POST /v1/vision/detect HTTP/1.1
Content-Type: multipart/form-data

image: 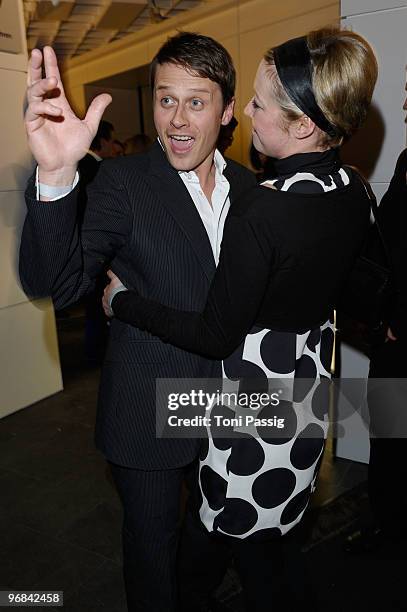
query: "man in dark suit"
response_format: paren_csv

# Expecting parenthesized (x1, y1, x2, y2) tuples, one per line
(20, 32, 255, 611)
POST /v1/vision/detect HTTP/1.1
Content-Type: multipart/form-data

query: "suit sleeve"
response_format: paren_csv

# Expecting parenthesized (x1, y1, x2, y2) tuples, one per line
(112, 213, 275, 359)
(19, 162, 131, 309)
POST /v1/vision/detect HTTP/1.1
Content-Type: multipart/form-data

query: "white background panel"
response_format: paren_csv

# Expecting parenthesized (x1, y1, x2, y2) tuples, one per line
(0, 50, 27, 73)
(335, 344, 370, 463)
(0, 0, 27, 73)
(0, 299, 63, 419)
(341, 0, 405, 17)
(0, 0, 62, 418)
(370, 182, 390, 205)
(340, 7, 407, 182)
(0, 0, 25, 55)
(0, 191, 28, 309)
(0, 51, 27, 72)
(0, 67, 34, 190)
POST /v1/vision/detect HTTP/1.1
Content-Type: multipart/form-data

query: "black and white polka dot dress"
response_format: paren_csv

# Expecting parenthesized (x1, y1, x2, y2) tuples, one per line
(197, 156, 351, 540)
(111, 149, 369, 539)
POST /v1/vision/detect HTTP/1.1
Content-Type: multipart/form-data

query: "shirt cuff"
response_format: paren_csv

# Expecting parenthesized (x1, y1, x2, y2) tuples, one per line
(35, 166, 79, 201)
(109, 285, 128, 311)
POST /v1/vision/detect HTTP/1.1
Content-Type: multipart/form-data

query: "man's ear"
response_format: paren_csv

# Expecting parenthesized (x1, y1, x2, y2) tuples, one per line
(221, 98, 235, 126)
(292, 114, 316, 140)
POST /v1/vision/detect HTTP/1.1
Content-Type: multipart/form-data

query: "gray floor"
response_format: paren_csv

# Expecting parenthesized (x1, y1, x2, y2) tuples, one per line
(0, 314, 391, 611)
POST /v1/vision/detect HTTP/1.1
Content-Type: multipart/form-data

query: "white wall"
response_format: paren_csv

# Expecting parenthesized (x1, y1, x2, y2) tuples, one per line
(0, 0, 62, 418)
(341, 0, 407, 201)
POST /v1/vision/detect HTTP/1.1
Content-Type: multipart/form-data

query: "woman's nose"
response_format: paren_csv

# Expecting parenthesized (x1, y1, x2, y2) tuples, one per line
(244, 99, 253, 117)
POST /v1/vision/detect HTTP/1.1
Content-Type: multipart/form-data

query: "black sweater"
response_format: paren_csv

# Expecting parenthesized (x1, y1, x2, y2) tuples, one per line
(112, 151, 371, 359)
(368, 149, 407, 338)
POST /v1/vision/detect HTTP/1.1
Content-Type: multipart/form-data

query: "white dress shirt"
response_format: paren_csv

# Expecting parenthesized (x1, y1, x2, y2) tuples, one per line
(178, 148, 230, 265)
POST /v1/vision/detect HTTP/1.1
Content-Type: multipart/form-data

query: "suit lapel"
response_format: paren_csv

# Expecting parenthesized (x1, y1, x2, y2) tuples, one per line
(224, 161, 238, 208)
(146, 142, 216, 281)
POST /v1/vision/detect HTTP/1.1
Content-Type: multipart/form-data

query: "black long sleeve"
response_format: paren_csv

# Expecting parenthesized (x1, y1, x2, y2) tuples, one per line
(111, 155, 372, 350)
(112, 213, 276, 359)
(376, 150, 407, 338)
(19, 161, 131, 309)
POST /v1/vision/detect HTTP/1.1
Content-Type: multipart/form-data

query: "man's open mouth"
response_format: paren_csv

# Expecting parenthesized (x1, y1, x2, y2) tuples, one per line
(168, 135, 195, 153)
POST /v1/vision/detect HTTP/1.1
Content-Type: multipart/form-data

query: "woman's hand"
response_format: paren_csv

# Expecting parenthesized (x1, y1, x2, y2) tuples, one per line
(103, 270, 126, 317)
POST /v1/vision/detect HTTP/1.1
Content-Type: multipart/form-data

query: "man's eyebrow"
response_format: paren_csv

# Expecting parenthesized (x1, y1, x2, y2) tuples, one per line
(155, 85, 212, 94)
(190, 89, 212, 94)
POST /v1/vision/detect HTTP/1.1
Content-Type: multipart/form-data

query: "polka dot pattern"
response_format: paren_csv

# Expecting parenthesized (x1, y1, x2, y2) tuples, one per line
(199, 318, 332, 539)
(320, 327, 335, 372)
(200, 465, 227, 511)
(306, 328, 321, 352)
(252, 468, 297, 509)
(214, 498, 258, 535)
(280, 484, 312, 525)
(210, 403, 235, 444)
(198, 165, 339, 539)
(290, 424, 325, 470)
(247, 527, 282, 542)
(257, 400, 297, 445)
(227, 438, 265, 476)
(199, 319, 333, 538)
(260, 331, 297, 374)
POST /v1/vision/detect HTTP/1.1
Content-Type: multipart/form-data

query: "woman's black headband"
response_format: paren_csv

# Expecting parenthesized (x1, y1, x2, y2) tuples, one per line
(273, 36, 337, 138)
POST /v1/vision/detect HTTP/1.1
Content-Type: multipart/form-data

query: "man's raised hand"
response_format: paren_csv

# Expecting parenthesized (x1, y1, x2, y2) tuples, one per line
(25, 46, 112, 186)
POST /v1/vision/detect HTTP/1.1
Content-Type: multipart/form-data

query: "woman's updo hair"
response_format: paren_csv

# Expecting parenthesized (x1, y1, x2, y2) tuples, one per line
(264, 27, 378, 147)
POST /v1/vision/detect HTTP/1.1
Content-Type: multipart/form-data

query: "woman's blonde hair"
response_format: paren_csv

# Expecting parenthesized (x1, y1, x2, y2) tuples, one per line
(264, 27, 378, 146)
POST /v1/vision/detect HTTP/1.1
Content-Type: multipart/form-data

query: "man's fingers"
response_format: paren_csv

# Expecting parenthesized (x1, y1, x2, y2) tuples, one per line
(27, 48, 43, 87)
(26, 100, 62, 122)
(27, 77, 58, 103)
(84, 93, 112, 136)
(107, 269, 114, 279)
(30, 47, 72, 113)
(43, 46, 65, 94)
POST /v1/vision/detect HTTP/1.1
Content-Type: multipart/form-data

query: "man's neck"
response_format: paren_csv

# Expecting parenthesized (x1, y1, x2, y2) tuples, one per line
(194, 153, 219, 204)
(197, 164, 216, 204)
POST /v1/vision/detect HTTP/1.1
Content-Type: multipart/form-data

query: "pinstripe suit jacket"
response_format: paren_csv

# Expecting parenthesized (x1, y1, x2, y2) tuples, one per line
(20, 141, 256, 469)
